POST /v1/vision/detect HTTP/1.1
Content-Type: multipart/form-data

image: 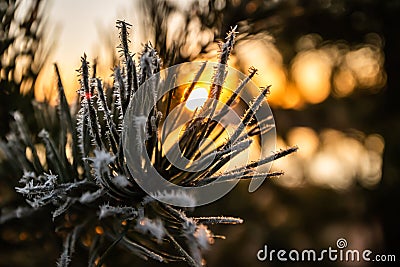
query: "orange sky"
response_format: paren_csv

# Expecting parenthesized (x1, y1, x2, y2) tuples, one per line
(36, 0, 138, 102)
(36, 0, 385, 110)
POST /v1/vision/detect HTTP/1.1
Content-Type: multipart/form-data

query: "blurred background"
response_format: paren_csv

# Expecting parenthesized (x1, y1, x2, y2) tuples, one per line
(1, 0, 399, 266)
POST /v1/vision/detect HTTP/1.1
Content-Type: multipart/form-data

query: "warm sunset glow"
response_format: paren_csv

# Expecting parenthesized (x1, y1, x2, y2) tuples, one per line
(27, 1, 386, 109)
(281, 84, 304, 109)
(292, 50, 332, 104)
(33, 0, 137, 104)
(235, 32, 385, 108)
(345, 47, 384, 88)
(333, 68, 356, 97)
(287, 127, 319, 159)
(308, 151, 352, 190)
(272, 128, 385, 190)
(236, 39, 288, 107)
(185, 87, 208, 111)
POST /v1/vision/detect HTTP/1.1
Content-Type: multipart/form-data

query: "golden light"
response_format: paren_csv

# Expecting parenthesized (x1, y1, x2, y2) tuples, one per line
(333, 68, 356, 97)
(235, 38, 288, 107)
(359, 134, 385, 188)
(273, 128, 385, 190)
(345, 46, 383, 88)
(95, 226, 104, 235)
(365, 134, 385, 154)
(287, 127, 319, 159)
(281, 83, 304, 109)
(291, 50, 332, 104)
(185, 87, 208, 111)
(308, 151, 352, 190)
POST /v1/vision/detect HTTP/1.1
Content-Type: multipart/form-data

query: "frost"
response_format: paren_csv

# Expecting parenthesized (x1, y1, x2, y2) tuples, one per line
(99, 204, 137, 220)
(135, 217, 165, 243)
(194, 216, 244, 225)
(112, 175, 131, 188)
(79, 189, 103, 204)
(15, 172, 90, 211)
(182, 219, 214, 264)
(90, 149, 115, 170)
(15, 172, 60, 206)
(43, 173, 58, 186)
(88, 149, 115, 183)
(193, 224, 214, 249)
(76, 105, 87, 157)
(57, 224, 83, 267)
(19, 171, 36, 184)
(53, 198, 73, 219)
(131, 115, 148, 155)
(150, 190, 196, 207)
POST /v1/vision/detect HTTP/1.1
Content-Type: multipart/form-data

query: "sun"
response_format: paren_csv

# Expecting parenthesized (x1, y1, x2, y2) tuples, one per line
(185, 87, 209, 111)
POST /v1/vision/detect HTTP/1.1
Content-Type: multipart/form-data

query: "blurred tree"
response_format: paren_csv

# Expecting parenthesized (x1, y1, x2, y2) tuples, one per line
(0, 0, 51, 136)
(0, 1, 57, 266)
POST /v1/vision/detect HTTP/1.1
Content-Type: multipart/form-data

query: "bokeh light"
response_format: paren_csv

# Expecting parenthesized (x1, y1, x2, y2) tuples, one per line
(272, 128, 385, 191)
(236, 37, 288, 107)
(291, 49, 332, 104)
(236, 32, 386, 109)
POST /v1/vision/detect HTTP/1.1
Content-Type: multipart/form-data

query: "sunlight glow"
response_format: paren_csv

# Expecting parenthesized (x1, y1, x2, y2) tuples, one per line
(185, 87, 209, 111)
(273, 128, 385, 190)
(345, 47, 384, 88)
(236, 39, 288, 107)
(292, 50, 332, 104)
(287, 127, 319, 159)
(333, 68, 356, 97)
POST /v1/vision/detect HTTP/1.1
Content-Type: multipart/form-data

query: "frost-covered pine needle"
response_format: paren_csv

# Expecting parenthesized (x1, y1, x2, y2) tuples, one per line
(0, 20, 297, 267)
